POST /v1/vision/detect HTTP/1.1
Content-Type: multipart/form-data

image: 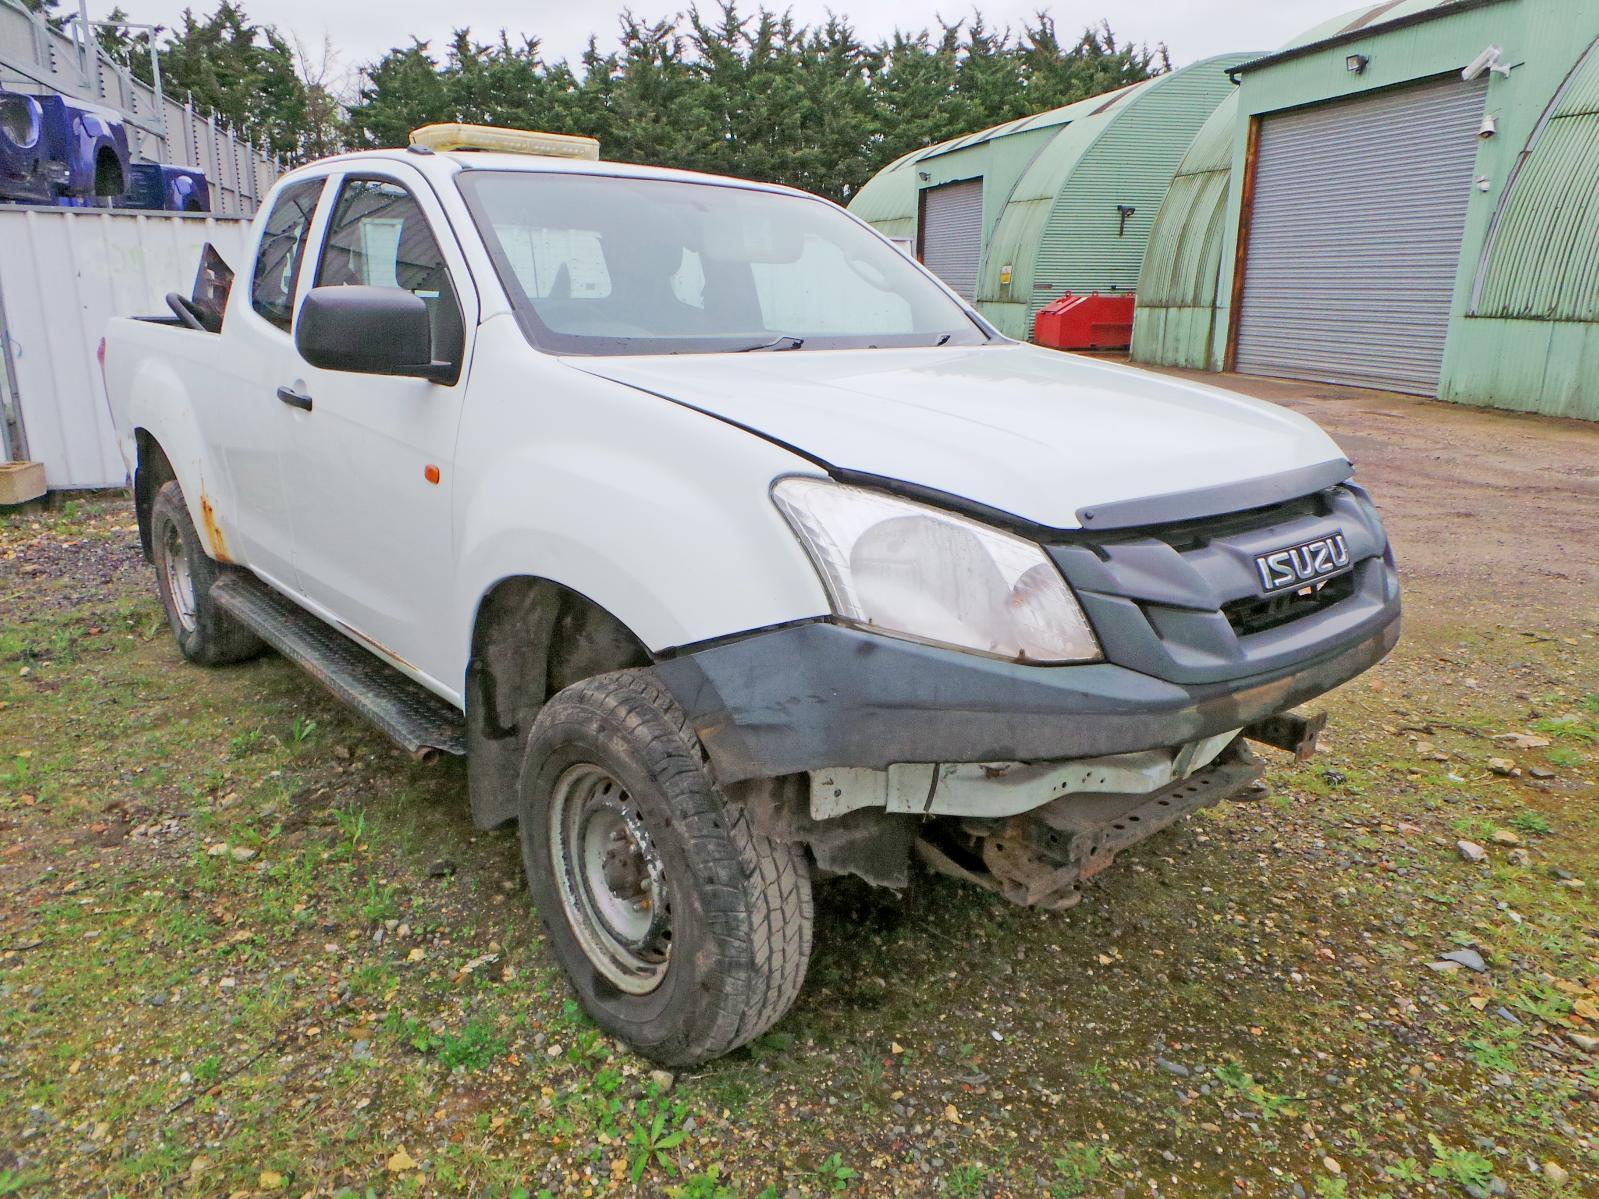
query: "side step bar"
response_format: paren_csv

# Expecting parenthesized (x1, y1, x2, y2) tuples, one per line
(211, 573, 466, 762)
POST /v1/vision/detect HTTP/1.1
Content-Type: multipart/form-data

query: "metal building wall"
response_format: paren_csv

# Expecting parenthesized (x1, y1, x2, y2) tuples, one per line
(0, 0, 281, 214)
(1129, 95, 1238, 370)
(1129, 4, 1432, 373)
(1449, 35, 1599, 419)
(0, 207, 253, 488)
(1024, 59, 1249, 329)
(958, 83, 1152, 339)
(846, 147, 920, 242)
(1139, 0, 1599, 418)
(845, 57, 1250, 342)
(846, 89, 1127, 340)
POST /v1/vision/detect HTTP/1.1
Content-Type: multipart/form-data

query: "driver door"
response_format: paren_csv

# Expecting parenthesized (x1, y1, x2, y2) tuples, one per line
(278, 167, 475, 695)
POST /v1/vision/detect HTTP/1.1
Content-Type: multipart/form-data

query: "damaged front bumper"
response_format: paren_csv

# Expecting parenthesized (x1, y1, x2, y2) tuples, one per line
(654, 608, 1399, 785)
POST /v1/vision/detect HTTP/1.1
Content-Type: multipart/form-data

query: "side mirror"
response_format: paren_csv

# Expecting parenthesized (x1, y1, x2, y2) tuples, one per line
(295, 285, 455, 383)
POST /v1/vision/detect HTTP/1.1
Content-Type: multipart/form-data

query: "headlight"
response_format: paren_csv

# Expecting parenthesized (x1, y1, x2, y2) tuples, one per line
(772, 477, 1102, 664)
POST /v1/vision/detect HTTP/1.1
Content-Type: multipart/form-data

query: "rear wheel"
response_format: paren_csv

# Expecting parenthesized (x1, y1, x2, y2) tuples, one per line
(149, 481, 264, 666)
(519, 669, 813, 1065)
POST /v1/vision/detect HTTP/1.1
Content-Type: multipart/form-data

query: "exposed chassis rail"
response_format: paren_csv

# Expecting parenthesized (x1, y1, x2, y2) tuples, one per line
(917, 742, 1266, 909)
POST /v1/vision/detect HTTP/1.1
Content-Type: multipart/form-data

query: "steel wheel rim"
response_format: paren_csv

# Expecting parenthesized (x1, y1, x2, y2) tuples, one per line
(159, 522, 198, 634)
(549, 763, 671, 995)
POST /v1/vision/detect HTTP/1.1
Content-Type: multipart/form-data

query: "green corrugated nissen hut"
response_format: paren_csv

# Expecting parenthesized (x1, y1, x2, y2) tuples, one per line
(847, 55, 1253, 341)
(1132, 0, 1599, 421)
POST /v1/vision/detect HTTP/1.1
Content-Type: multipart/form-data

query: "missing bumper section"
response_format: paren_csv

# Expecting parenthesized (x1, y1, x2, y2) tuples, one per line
(916, 741, 1266, 910)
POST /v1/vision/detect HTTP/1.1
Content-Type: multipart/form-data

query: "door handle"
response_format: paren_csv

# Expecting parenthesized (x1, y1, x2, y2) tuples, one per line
(276, 386, 313, 412)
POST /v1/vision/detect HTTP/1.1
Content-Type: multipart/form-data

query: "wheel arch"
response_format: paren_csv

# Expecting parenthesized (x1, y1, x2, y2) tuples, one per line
(133, 427, 177, 561)
(94, 144, 124, 197)
(463, 573, 653, 829)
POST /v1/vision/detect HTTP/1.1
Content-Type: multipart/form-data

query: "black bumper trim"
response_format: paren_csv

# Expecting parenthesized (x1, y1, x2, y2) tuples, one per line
(654, 611, 1400, 783)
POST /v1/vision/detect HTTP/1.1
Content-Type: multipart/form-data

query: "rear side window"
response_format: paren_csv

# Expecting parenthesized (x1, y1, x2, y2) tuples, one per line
(251, 178, 324, 331)
(315, 177, 464, 368)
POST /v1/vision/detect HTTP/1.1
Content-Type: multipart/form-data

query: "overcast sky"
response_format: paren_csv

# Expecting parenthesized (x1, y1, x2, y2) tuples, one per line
(113, 0, 1353, 82)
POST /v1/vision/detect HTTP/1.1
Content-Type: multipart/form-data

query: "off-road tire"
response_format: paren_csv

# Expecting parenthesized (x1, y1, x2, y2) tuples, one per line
(518, 669, 813, 1066)
(149, 481, 264, 666)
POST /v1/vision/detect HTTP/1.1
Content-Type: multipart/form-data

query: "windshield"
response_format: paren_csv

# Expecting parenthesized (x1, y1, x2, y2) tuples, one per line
(456, 170, 991, 355)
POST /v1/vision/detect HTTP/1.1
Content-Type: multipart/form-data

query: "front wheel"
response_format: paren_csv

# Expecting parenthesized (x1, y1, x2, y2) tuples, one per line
(518, 670, 813, 1066)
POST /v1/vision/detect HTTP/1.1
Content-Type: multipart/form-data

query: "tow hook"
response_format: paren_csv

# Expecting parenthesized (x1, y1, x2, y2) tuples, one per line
(1243, 709, 1328, 761)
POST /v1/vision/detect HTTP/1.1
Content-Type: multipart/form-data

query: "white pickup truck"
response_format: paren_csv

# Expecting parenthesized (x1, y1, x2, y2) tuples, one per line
(102, 127, 1400, 1066)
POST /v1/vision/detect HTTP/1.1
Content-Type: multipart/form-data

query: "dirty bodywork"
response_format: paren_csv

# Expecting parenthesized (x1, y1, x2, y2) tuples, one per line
(464, 578, 650, 829)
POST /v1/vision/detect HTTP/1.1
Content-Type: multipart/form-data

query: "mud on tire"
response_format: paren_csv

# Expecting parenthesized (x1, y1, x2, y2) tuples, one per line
(149, 480, 265, 666)
(518, 669, 813, 1066)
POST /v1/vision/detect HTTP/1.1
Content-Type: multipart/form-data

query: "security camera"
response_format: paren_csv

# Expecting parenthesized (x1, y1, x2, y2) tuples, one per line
(1478, 112, 1498, 138)
(1462, 45, 1512, 81)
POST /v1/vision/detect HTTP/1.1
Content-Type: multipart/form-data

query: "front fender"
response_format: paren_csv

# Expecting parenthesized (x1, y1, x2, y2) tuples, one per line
(450, 321, 830, 682)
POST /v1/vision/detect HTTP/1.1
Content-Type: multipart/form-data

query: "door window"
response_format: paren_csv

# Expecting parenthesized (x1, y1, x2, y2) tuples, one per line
(250, 177, 325, 331)
(316, 178, 465, 368)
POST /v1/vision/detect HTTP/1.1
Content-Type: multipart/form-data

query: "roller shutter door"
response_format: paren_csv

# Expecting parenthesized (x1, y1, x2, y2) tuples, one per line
(919, 178, 983, 300)
(1234, 75, 1487, 395)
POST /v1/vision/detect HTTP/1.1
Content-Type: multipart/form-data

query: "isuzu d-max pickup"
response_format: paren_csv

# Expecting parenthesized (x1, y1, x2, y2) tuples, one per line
(102, 126, 1400, 1066)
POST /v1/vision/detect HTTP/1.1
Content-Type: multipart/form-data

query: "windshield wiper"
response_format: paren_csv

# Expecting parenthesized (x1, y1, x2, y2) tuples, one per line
(735, 335, 806, 352)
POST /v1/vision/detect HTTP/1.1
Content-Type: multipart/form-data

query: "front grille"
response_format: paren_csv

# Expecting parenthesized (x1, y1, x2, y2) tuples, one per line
(1222, 570, 1356, 637)
(1047, 484, 1396, 686)
(1141, 492, 1327, 553)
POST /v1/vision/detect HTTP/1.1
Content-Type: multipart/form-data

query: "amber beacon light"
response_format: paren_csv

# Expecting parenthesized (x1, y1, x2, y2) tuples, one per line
(408, 123, 600, 160)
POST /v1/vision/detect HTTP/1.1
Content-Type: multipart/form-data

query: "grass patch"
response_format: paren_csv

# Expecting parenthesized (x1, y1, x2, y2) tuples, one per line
(1426, 1135, 1495, 1189)
(1507, 810, 1552, 836)
(1049, 1144, 1113, 1197)
(437, 1018, 509, 1071)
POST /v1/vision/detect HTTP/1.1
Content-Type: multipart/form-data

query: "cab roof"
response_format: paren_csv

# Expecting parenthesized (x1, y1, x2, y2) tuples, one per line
(276, 147, 810, 201)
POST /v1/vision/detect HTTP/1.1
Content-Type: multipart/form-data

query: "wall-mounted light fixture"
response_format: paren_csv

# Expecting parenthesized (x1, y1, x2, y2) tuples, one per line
(917, 170, 930, 182)
(1117, 204, 1136, 236)
(1346, 53, 1370, 75)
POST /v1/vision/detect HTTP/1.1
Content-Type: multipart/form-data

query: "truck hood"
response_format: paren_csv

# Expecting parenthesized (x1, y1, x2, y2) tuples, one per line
(567, 342, 1349, 530)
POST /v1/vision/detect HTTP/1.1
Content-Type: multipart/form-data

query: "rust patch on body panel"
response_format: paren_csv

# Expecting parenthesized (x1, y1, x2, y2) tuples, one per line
(336, 619, 418, 674)
(197, 491, 231, 563)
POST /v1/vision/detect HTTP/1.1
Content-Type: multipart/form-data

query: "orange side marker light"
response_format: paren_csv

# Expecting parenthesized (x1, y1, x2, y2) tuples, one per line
(424, 465, 441, 485)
